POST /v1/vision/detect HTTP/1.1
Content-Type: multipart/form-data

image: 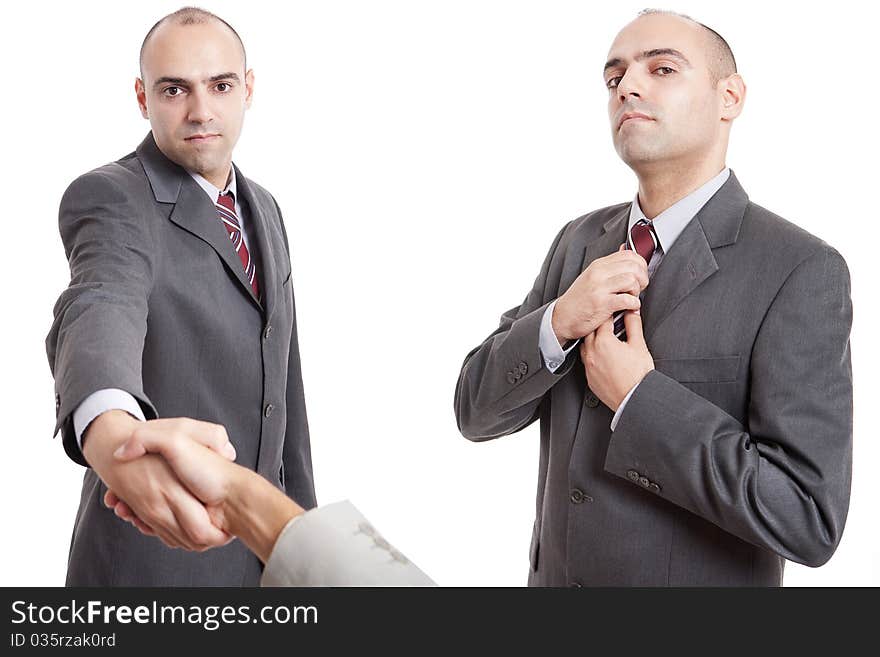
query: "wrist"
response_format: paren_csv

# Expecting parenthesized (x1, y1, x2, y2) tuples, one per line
(82, 410, 141, 470)
(220, 466, 304, 563)
(551, 299, 573, 344)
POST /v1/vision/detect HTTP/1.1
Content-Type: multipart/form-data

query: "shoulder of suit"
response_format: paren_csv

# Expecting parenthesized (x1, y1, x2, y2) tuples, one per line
(241, 175, 279, 208)
(63, 151, 151, 205)
(741, 200, 844, 269)
(556, 201, 630, 245)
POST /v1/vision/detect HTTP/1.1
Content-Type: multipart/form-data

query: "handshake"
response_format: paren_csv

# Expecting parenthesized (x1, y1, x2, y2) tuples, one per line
(82, 410, 302, 563)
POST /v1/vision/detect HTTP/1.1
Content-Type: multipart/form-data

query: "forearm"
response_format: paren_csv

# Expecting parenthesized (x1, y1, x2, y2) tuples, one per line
(221, 466, 304, 563)
(455, 223, 573, 440)
(606, 369, 851, 566)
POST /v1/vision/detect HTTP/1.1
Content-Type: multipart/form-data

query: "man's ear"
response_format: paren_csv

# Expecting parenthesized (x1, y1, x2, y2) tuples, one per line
(720, 73, 746, 122)
(244, 69, 255, 109)
(135, 78, 149, 119)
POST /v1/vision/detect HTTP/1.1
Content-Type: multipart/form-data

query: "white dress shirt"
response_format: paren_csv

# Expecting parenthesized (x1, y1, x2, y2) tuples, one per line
(538, 167, 731, 430)
(72, 166, 252, 449)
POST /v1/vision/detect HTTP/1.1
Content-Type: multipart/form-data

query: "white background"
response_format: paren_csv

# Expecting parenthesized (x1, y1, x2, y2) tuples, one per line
(1, 0, 876, 586)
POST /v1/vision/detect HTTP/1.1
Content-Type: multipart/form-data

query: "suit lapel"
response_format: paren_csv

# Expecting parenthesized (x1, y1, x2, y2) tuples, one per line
(235, 168, 279, 319)
(639, 216, 717, 342)
(559, 205, 630, 294)
(582, 206, 631, 272)
(640, 170, 749, 341)
(137, 132, 264, 311)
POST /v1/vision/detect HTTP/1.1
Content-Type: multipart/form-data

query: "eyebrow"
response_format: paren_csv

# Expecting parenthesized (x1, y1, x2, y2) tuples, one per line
(152, 72, 241, 89)
(603, 48, 692, 74)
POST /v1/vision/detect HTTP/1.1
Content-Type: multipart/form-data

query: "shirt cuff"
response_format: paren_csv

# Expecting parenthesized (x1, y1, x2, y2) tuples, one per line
(610, 382, 640, 431)
(73, 389, 146, 450)
(539, 300, 580, 372)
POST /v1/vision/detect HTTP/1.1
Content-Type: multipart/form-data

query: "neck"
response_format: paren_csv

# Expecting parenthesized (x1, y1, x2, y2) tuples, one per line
(202, 163, 233, 191)
(635, 157, 725, 219)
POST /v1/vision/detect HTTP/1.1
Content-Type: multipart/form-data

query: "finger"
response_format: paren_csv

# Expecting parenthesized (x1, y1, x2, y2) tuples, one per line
(605, 272, 646, 297)
(167, 488, 231, 549)
(610, 293, 641, 314)
(176, 419, 236, 461)
(114, 427, 184, 464)
(132, 497, 188, 549)
(579, 336, 593, 365)
(607, 260, 649, 286)
(131, 517, 158, 537)
(113, 436, 148, 461)
(584, 329, 596, 350)
(623, 310, 646, 345)
(113, 500, 135, 522)
(104, 489, 120, 508)
(607, 249, 647, 267)
(115, 423, 235, 464)
(596, 317, 613, 339)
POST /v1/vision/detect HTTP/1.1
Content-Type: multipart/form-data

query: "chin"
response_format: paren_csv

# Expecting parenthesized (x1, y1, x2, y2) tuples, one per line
(617, 136, 673, 163)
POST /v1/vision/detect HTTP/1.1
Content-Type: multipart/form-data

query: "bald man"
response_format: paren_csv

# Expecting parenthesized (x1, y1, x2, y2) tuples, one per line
(455, 10, 852, 586)
(46, 7, 316, 585)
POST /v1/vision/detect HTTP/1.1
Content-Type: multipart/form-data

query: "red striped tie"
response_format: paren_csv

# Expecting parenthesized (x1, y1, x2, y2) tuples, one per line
(216, 191, 260, 300)
(612, 219, 658, 340)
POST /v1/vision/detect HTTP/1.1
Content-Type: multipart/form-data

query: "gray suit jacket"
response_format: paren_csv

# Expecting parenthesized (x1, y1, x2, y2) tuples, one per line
(46, 133, 317, 586)
(454, 171, 853, 586)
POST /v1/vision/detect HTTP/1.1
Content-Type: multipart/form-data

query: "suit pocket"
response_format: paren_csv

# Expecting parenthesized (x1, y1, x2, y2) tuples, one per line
(653, 355, 740, 383)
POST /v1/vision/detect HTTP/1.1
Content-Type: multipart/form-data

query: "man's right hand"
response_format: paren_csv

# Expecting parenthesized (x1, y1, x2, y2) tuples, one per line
(107, 427, 304, 563)
(82, 411, 236, 551)
(551, 245, 649, 344)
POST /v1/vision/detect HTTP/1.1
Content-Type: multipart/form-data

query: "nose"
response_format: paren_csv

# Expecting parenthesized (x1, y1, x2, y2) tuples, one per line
(186, 88, 213, 124)
(616, 70, 642, 104)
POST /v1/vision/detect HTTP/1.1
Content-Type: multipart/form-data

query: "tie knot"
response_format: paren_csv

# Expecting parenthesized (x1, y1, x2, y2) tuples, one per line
(629, 219, 658, 263)
(217, 191, 235, 213)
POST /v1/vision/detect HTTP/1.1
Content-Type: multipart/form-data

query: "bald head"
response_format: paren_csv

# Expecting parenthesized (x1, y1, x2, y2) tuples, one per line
(139, 7, 246, 79)
(636, 9, 736, 85)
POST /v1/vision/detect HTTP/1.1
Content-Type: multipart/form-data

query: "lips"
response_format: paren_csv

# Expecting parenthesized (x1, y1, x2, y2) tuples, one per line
(185, 134, 220, 142)
(617, 112, 653, 129)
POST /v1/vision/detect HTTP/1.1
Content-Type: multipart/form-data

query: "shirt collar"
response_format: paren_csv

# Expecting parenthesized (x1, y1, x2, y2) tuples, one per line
(187, 165, 237, 204)
(628, 167, 730, 254)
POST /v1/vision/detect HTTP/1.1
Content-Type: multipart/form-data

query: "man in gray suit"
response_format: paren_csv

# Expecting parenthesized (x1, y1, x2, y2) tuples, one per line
(454, 9, 853, 586)
(46, 7, 316, 585)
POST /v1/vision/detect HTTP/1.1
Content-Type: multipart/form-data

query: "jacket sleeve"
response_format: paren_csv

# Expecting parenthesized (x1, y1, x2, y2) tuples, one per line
(261, 501, 435, 587)
(605, 245, 853, 567)
(454, 222, 577, 441)
(46, 171, 158, 466)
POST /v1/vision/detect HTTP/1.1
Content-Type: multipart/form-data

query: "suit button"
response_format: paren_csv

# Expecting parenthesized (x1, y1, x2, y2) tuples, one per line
(264, 404, 275, 418)
(506, 372, 517, 384)
(55, 393, 61, 411)
(639, 476, 650, 488)
(585, 394, 599, 408)
(264, 325, 273, 340)
(570, 581, 583, 588)
(627, 470, 639, 482)
(518, 362, 528, 375)
(514, 370, 523, 381)
(570, 489, 592, 504)
(649, 483, 661, 493)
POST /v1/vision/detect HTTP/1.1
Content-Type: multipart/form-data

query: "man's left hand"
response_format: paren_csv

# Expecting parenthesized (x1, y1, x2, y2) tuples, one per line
(580, 310, 654, 411)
